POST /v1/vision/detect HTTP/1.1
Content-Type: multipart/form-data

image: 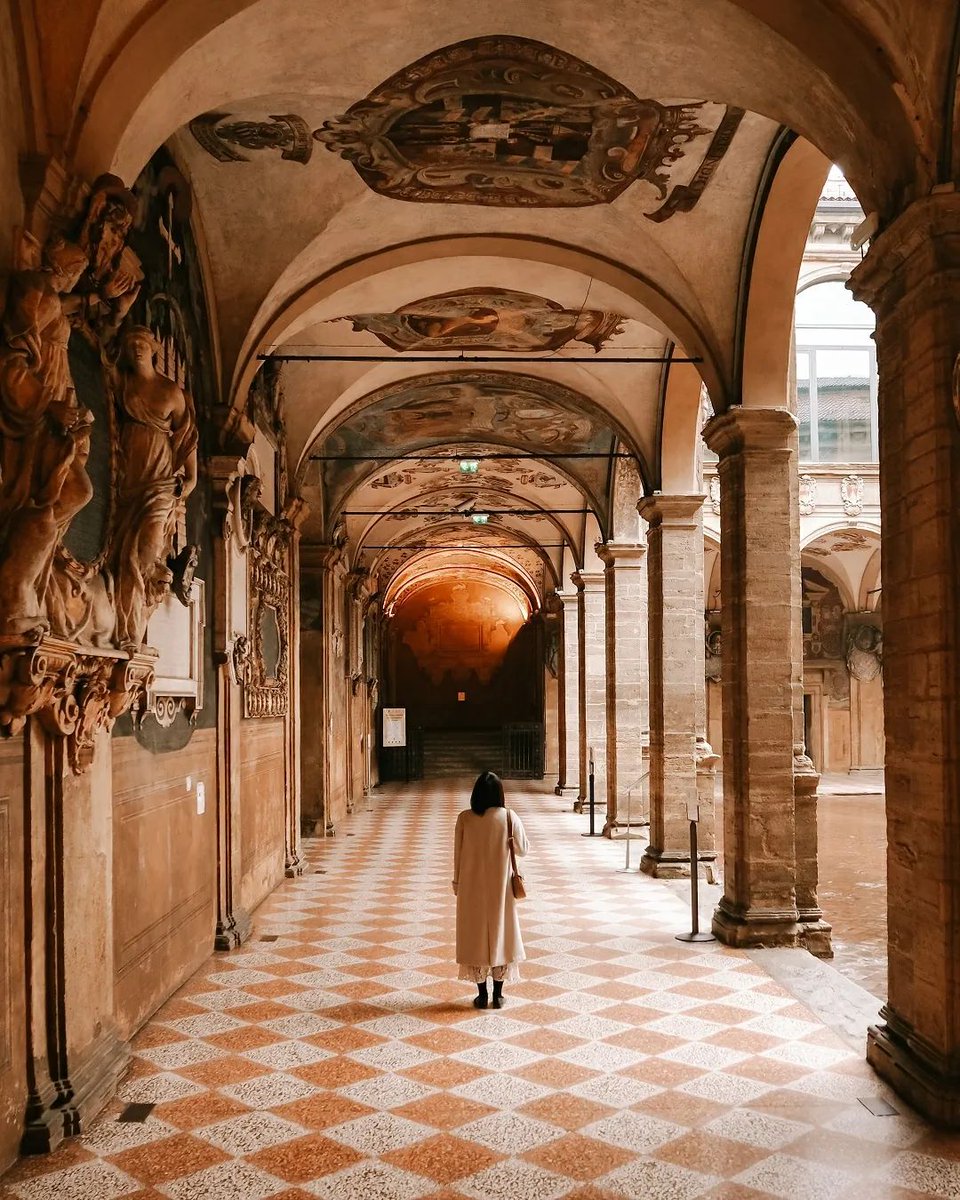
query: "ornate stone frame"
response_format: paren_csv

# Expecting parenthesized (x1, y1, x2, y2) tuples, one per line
(241, 511, 290, 718)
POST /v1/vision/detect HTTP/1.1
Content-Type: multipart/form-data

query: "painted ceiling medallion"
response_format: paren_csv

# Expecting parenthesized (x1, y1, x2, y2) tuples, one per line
(189, 112, 313, 163)
(335, 287, 626, 353)
(315, 37, 744, 212)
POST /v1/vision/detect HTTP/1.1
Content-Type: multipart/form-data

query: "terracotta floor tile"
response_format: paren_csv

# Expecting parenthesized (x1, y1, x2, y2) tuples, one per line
(404, 1028, 484, 1055)
(403, 1058, 487, 1088)
(508, 1028, 585, 1055)
(178, 1054, 267, 1087)
(394, 1094, 495, 1131)
(293, 1056, 379, 1087)
(154, 1092, 251, 1129)
(321, 1001, 390, 1024)
(243, 979, 312, 998)
(155, 998, 208, 1021)
(728, 1056, 811, 1086)
(519, 1093, 615, 1131)
(621, 1056, 705, 1087)
(274, 1092, 374, 1130)
(513, 1058, 597, 1089)
(306, 1026, 385, 1052)
(635, 1090, 727, 1127)
(653, 1129, 768, 1175)
(604, 1027, 685, 1054)
(585, 981, 646, 1000)
(384, 1133, 502, 1182)
(225, 999, 296, 1023)
(132, 1025, 190, 1050)
(524, 1131, 634, 1180)
(249, 1132, 362, 1181)
(108, 1132, 230, 1185)
(204, 1025, 285, 1052)
(708, 1029, 783, 1054)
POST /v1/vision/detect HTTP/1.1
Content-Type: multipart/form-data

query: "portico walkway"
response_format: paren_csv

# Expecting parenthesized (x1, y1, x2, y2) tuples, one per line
(2, 781, 957, 1199)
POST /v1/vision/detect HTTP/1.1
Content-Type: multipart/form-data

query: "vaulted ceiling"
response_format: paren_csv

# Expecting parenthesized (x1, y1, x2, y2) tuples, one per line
(26, 0, 957, 604)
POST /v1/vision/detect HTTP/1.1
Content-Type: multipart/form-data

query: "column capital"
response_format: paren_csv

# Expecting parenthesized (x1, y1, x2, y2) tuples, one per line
(595, 541, 646, 569)
(849, 191, 960, 317)
(702, 407, 797, 458)
(571, 570, 604, 591)
(556, 589, 581, 609)
(637, 494, 705, 527)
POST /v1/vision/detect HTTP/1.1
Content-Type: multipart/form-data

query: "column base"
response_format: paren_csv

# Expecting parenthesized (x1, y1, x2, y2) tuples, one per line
(214, 907, 253, 952)
(711, 897, 801, 948)
(867, 1010, 960, 1129)
(285, 851, 305, 878)
(555, 784, 578, 796)
(640, 847, 717, 879)
(572, 796, 585, 814)
(21, 1029, 129, 1155)
(798, 913, 834, 958)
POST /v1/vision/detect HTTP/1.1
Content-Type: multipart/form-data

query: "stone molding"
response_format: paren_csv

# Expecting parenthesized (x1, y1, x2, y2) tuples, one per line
(849, 192, 960, 318)
(595, 541, 646, 569)
(702, 407, 798, 457)
(571, 570, 604, 590)
(637, 494, 706, 528)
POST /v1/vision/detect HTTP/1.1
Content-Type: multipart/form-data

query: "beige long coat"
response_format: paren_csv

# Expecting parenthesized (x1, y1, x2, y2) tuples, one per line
(454, 806, 529, 967)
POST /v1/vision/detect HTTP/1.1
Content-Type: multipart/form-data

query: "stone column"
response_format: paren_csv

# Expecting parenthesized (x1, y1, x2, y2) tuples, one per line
(284, 501, 307, 876)
(573, 571, 606, 816)
(638, 497, 714, 876)
(848, 194, 960, 1126)
(702, 409, 804, 946)
(557, 590, 580, 797)
(596, 543, 646, 835)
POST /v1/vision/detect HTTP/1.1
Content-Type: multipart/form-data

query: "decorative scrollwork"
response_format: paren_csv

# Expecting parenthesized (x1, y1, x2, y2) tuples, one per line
(243, 510, 291, 718)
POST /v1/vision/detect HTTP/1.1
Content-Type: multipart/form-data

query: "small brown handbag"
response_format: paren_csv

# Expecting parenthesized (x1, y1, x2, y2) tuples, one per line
(506, 809, 526, 900)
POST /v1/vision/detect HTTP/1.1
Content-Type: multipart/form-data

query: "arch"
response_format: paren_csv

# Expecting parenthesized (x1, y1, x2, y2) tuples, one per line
(70, 1, 925, 214)
(799, 519, 881, 550)
(240, 235, 723, 415)
(658, 355, 705, 492)
(736, 135, 831, 412)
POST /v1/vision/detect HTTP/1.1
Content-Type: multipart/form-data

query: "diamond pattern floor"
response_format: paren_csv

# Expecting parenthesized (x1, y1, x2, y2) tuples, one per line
(3, 780, 959, 1199)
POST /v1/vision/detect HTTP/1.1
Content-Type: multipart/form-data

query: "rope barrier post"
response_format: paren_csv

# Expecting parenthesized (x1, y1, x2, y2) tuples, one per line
(582, 748, 600, 837)
(676, 802, 716, 944)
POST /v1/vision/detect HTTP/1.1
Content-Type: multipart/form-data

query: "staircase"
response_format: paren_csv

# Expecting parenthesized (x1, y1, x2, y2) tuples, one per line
(421, 728, 504, 779)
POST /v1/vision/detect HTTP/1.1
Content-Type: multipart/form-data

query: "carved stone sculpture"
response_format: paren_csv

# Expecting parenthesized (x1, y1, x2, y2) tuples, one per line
(75, 174, 142, 335)
(111, 326, 198, 651)
(0, 237, 93, 641)
(846, 622, 883, 682)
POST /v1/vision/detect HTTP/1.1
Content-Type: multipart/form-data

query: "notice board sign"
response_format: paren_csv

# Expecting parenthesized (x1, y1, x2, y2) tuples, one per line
(382, 708, 407, 748)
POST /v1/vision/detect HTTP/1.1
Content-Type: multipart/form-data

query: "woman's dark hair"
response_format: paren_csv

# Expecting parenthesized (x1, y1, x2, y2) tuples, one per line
(470, 771, 506, 815)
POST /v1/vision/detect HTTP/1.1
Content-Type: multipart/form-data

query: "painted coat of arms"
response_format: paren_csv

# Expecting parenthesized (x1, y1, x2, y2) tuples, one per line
(315, 37, 743, 211)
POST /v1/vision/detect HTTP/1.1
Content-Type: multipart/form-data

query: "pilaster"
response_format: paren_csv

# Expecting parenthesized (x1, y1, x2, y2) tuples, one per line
(596, 543, 647, 836)
(637, 496, 712, 876)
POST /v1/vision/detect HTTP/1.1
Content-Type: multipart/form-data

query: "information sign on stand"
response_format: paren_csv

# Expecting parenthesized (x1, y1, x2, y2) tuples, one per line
(382, 708, 407, 748)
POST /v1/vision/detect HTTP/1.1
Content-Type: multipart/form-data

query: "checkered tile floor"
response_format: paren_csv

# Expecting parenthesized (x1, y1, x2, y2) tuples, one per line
(3, 780, 959, 1199)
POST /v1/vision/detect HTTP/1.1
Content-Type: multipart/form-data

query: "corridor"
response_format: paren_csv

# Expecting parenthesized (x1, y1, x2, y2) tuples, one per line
(2, 782, 957, 1200)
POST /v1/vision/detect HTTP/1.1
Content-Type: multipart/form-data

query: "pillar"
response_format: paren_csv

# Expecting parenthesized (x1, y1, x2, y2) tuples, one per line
(572, 571, 605, 814)
(848, 194, 960, 1126)
(557, 590, 580, 796)
(702, 409, 804, 946)
(638, 497, 714, 876)
(597, 543, 646, 835)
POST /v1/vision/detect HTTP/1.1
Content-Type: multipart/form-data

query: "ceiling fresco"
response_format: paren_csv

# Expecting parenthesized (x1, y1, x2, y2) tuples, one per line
(332, 287, 627, 353)
(188, 37, 743, 217)
(314, 371, 622, 522)
(315, 37, 744, 211)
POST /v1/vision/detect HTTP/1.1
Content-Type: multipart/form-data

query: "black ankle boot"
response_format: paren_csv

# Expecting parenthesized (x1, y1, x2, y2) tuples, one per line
(492, 980, 504, 1009)
(473, 983, 488, 1009)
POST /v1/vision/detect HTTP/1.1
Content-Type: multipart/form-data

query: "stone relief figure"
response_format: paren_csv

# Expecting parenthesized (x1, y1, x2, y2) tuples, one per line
(111, 326, 198, 651)
(0, 237, 93, 640)
(75, 174, 142, 335)
(846, 622, 883, 682)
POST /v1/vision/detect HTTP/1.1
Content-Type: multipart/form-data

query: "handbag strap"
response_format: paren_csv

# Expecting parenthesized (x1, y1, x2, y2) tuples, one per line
(506, 809, 520, 877)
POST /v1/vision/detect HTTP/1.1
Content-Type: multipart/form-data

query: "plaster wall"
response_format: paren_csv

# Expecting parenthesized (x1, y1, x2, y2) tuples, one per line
(112, 731, 217, 1037)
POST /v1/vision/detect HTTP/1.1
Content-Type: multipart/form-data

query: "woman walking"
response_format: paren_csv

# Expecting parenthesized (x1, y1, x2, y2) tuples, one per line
(453, 771, 529, 1009)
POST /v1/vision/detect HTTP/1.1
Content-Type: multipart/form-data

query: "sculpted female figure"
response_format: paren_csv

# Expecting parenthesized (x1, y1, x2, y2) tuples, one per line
(111, 326, 197, 651)
(0, 237, 92, 639)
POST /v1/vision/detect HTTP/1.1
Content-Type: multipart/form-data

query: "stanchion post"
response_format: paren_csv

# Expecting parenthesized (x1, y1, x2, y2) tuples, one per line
(676, 802, 716, 943)
(582, 748, 600, 837)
